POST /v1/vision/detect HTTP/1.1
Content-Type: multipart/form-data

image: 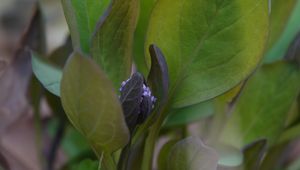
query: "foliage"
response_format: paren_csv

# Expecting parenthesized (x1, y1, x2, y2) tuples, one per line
(27, 0, 300, 170)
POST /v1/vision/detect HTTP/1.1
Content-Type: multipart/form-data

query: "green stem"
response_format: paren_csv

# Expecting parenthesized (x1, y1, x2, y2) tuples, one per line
(102, 153, 116, 170)
(141, 103, 170, 170)
(117, 140, 132, 170)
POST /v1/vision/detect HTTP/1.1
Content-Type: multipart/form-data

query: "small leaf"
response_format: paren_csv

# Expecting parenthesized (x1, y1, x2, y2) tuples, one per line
(215, 144, 243, 167)
(221, 61, 300, 148)
(242, 139, 267, 170)
(164, 100, 214, 127)
(167, 137, 219, 170)
(91, 0, 139, 88)
(120, 72, 144, 132)
(62, 0, 110, 54)
(31, 53, 62, 96)
(147, 44, 169, 106)
(61, 52, 129, 154)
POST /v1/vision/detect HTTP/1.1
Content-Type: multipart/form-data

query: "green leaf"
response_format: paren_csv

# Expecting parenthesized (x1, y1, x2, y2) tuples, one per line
(48, 36, 73, 68)
(71, 159, 98, 170)
(146, 0, 269, 108)
(91, 0, 139, 88)
(147, 44, 169, 106)
(61, 52, 129, 154)
(221, 61, 300, 148)
(267, 0, 296, 49)
(133, 0, 157, 74)
(279, 123, 300, 144)
(31, 53, 62, 96)
(215, 144, 243, 167)
(164, 100, 214, 127)
(62, 0, 110, 54)
(242, 139, 267, 170)
(265, 1, 300, 63)
(167, 137, 219, 170)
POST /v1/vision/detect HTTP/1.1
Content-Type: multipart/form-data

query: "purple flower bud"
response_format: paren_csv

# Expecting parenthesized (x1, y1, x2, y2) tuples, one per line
(119, 73, 156, 127)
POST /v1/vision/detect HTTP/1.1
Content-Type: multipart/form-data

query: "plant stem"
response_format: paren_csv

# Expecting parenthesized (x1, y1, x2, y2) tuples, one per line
(102, 153, 116, 170)
(141, 104, 170, 170)
(117, 140, 132, 170)
(47, 118, 66, 170)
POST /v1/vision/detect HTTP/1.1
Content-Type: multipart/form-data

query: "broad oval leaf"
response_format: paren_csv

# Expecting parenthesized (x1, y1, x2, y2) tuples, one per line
(91, 0, 139, 88)
(62, 0, 110, 54)
(167, 137, 219, 170)
(61, 52, 129, 154)
(146, 0, 269, 108)
(221, 61, 300, 148)
(31, 53, 62, 96)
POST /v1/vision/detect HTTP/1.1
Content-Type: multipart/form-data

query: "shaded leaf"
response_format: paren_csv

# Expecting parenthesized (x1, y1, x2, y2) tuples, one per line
(284, 32, 300, 65)
(48, 36, 73, 68)
(259, 143, 288, 170)
(61, 52, 129, 154)
(242, 139, 267, 170)
(91, 0, 139, 88)
(146, 0, 269, 108)
(32, 37, 72, 97)
(31, 53, 62, 96)
(164, 100, 214, 127)
(167, 137, 219, 170)
(61, 0, 110, 54)
(147, 44, 169, 106)
(221, 61, 300, 148)
(279, 123, 300, 144)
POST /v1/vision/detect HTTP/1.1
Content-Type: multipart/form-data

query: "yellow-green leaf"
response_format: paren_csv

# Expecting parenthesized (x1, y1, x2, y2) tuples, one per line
(146, 0, 269, 108)
(91, 0, 139, 88)
(61, 52, 129, 154)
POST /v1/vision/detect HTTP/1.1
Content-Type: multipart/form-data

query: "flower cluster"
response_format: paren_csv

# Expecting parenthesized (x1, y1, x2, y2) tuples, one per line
(119, 79, 156, 109)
